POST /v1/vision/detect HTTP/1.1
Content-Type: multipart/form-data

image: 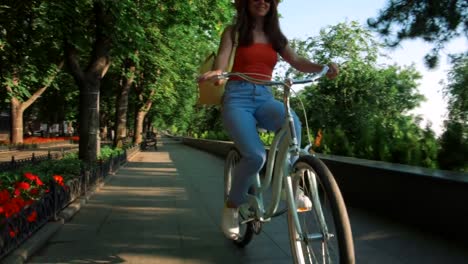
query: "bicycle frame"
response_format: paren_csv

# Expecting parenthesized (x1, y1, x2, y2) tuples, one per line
(247, 80, 298, 218)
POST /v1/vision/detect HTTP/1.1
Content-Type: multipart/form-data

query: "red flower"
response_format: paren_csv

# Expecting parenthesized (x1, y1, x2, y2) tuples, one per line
(24, 172, 44, 186)
(8, 227, 19, 238)
(27, 211, 38, 222)
(3, 203, 19, 218)
(29, 188, 40, 196)
(53, 175, 64, 186)
(2, 197, 27, 218)
(0, 189, 10, 204)
(35, 177, 44, 186)
(24, 172, 36, 181)
(15, 181, 31, 191)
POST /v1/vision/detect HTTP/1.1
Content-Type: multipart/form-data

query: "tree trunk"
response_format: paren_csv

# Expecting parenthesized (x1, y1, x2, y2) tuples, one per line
(114, 57, 136, 148)
(134, 90, 155, 145)
(135, 111, 146, 145)
(5, 62, 63, 144)
(65, 1, 110, 166)
(78, 79, 101, 163)
(10, 99, 24, 144)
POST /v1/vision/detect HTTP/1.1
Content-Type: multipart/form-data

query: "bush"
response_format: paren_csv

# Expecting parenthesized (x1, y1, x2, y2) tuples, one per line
(99, 146, 124, 160)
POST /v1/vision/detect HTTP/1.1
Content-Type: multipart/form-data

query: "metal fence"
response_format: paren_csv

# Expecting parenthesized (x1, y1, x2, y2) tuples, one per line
(0, 150, 76, 172)
(0, 144, 139, 260)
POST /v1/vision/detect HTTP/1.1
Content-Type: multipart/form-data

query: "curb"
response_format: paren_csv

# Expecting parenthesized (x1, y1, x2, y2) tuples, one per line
(1, 153, 137, 264)
(2, 220, 65, 264)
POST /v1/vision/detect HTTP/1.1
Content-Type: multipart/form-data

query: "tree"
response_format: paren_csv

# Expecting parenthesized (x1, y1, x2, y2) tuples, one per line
(109, 0, 234, 146)
(438, 53, 468, 171)
(283, 22, 438, 167)
(0, 1, 63, 143)
(368, 0, 468, 68)
(61, 0, 112, 165)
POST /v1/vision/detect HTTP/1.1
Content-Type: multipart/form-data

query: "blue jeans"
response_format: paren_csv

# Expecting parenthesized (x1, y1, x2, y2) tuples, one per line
(222, 80, 302, 207)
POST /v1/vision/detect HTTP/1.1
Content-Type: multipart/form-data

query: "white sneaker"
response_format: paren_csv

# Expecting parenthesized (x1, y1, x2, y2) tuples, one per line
(222, 206, 239, 240)
(296, 189, 312, 212)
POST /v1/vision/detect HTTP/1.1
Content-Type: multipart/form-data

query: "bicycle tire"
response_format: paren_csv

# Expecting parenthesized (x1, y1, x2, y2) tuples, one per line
(287, 155, 354, 264)
(224, 148, 255, 247)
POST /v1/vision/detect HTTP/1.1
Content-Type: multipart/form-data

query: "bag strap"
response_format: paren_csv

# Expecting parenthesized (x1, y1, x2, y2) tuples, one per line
(227, 29, 238, 72)
(233, 30, 239, 47)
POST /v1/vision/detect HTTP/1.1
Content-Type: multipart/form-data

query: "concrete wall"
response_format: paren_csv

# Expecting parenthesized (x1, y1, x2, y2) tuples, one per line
(178, 136, 468, 245)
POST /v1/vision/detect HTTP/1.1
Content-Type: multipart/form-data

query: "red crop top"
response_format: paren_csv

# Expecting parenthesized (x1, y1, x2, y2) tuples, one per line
(230, 43, 277, 81)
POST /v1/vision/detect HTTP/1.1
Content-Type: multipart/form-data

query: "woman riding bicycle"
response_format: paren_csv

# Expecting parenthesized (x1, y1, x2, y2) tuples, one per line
(198, 0, 339, 240)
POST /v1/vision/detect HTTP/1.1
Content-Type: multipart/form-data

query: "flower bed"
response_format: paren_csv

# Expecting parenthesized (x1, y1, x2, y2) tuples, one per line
(23, 136, 79, 145)
(0, 172, 69, 258)
(0, 153, 80, 259)
(0, 136, 79, 151)
(0, 145, 137, 260)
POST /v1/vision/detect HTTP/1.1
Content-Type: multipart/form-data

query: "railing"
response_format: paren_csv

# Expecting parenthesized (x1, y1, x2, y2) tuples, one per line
(0, 149, 77, 172)
(0, 144, 139, 260)
(179, 136, 468, 246)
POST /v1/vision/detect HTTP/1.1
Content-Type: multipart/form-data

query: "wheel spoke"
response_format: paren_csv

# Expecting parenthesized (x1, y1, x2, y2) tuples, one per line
(287, 156, 354, 264)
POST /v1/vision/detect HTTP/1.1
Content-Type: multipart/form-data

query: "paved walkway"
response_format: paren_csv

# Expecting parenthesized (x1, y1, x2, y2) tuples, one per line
(24, 137, 468, 264)
(26, 138, 292, 263)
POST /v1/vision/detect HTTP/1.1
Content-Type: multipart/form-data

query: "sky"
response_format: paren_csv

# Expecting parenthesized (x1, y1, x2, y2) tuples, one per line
(277, 0, 467, 136)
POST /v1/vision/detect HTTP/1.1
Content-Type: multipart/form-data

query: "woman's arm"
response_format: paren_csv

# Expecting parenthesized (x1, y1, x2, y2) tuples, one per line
(213, 26, 234, 73)
(198, 26, 234, 85)
(280, 44, 339, 79)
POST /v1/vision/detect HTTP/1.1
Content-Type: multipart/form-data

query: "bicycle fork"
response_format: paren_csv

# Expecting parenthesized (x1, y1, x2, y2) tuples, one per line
(285, 171, 332, 244)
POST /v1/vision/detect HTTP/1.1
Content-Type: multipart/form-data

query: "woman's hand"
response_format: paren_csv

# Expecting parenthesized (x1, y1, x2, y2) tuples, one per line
(197, 70, 225, 86)
(325, 63, 339, 80)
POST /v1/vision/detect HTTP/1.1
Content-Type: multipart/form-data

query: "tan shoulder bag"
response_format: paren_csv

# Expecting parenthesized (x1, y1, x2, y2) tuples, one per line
(197, 31, 238, 105)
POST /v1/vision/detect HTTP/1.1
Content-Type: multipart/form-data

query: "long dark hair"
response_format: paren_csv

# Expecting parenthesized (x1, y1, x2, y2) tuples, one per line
(233, 0, 288, 52)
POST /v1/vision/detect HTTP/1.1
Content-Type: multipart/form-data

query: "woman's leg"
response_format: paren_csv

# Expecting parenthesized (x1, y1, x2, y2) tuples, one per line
(222, 106, 266, 207)
(255, 99, 302, 147)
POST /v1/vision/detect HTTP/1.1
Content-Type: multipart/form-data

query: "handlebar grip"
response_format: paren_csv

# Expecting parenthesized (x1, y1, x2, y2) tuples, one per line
(319, 65, 329, 76)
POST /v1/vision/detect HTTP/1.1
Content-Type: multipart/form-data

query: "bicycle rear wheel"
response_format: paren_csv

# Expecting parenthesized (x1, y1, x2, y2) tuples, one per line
(224, 148, 255, 247)
(287, 155, 354, 264)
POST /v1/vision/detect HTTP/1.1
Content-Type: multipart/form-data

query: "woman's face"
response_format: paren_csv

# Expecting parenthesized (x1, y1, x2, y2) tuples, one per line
(248, 0, 271, 17)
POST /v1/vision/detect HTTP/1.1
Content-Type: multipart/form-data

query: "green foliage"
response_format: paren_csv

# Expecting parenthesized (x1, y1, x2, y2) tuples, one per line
(286, 21, 438, 168)
(99, 145, 124, 160)
(259, 132, 275, 146)
(1, 155, 83, 184)
(438, 53, 468, 172)
(198, 130, 230, 141)
(0, 1, 63, 102)
(368, 0, 468, 68)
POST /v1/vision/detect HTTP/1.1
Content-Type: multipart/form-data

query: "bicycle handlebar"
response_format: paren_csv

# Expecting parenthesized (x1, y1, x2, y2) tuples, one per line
(215, 65, 331, 152)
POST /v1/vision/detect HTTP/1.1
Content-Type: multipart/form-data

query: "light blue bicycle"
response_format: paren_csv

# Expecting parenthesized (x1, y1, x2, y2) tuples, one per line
(222, 67, 355, 264)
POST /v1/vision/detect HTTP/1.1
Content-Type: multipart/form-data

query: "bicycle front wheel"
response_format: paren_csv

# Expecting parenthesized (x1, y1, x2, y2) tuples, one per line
(224, 148, 254, 247)
(287, 155, 354, 264)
